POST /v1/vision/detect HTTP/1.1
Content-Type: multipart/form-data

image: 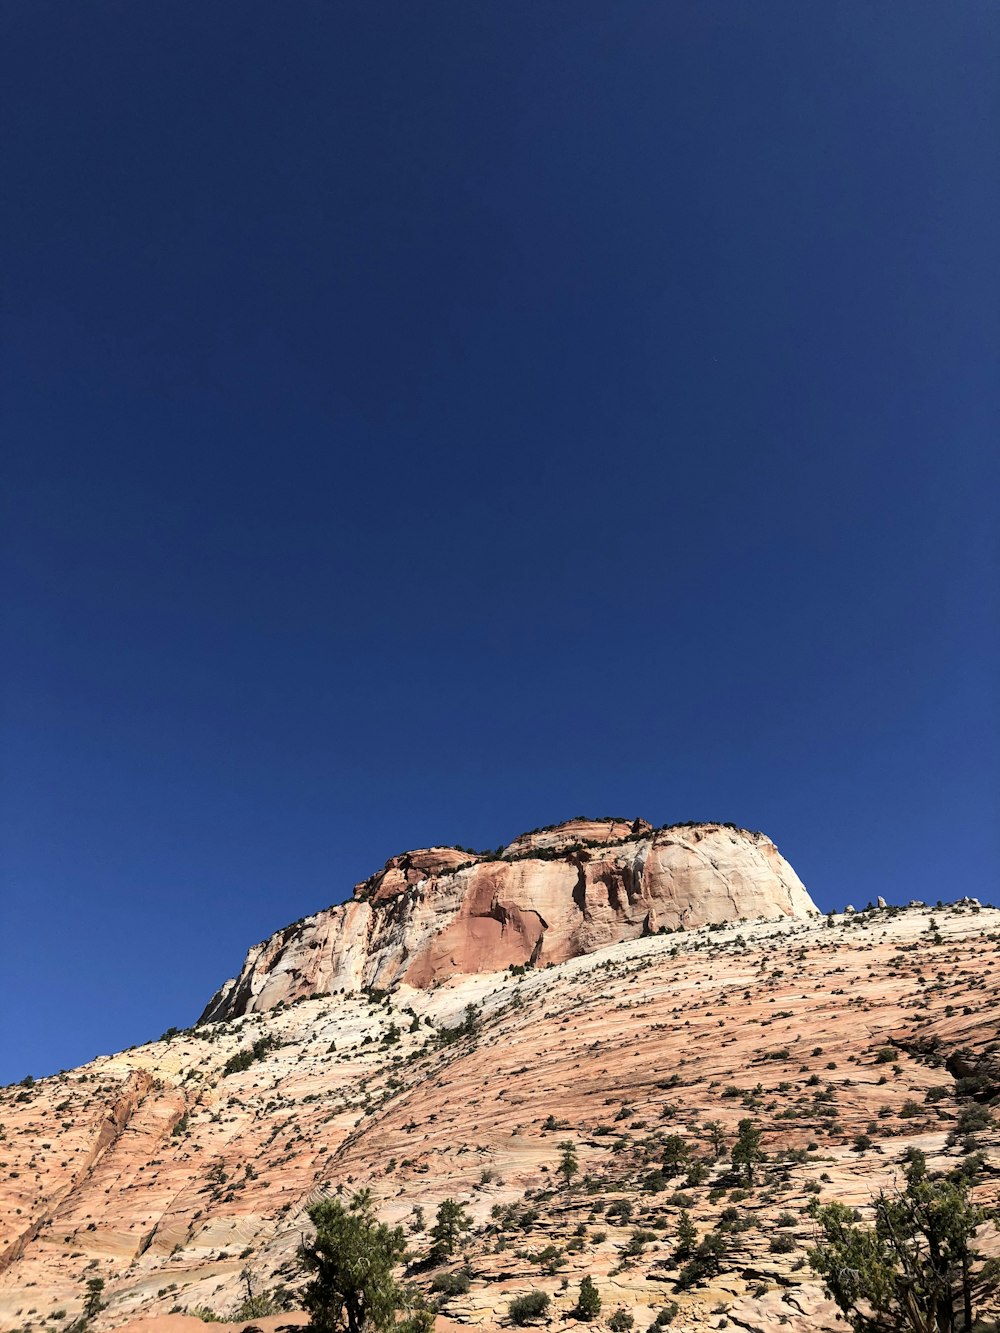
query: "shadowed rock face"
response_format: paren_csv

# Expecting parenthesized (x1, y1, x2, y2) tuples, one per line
(199, 819, 818, 1021)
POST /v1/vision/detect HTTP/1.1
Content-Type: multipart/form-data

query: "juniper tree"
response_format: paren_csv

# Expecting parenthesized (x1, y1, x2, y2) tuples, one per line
(558, 1140, 579, 1187)
(509, 1292, 550, 1325)
(808, 1173, 1000, 1333)
(298, 1192, 408, 1333)
(429, 1198, 471, 1260)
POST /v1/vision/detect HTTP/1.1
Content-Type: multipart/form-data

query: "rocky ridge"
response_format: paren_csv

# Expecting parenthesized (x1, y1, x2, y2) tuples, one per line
(2, 822, 999, 1333)
(200, 820, 817, 1022)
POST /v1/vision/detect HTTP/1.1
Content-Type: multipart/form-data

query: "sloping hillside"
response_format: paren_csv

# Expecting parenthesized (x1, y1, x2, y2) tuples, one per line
(2, 901, 999, 1333)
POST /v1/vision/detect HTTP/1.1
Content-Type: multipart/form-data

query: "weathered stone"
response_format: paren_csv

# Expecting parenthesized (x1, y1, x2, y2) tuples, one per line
(6, 827, 1000, 1333)
(201, 820, 817, 1021)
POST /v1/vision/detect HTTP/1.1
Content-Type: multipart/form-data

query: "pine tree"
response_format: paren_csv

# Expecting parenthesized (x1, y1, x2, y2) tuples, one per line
(574, 1276, 602, 1321)
(731, 1118, 765, 1187)
(298, 1192, 408, 1333)
(557, 1140, 579, 1188)
(675, 1210, 697, 1259)
(429, 1199, 471, 1260)
(661, 1134, 689, 1176)
(83, 1279, 106, 1321)
(676, 1231, 728, 1291)
(808, 1173, 1000, 1333)
(704, 1120, 726, 1160)
(232, 1266, 279, 1321)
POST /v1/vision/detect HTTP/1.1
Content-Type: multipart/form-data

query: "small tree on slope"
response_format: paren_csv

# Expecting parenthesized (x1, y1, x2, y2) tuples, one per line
(298, 1192, 408, 1333)
(808, 1172, 1000, 1333)
(731, 1118, 765, 1187)
(429, 1198, 471, 1260)
(574, 1276, 602, 1321)
(558, 1140, 579, 1188)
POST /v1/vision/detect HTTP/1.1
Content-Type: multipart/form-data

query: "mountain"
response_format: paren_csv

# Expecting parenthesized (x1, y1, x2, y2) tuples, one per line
(200, 820, 818, 1022)
(2, 822, 999, 1333)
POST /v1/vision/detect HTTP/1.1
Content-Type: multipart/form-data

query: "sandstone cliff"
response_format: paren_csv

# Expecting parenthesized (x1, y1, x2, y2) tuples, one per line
(4, 902, 1000, 1333)
(199, 819, 817, 1022)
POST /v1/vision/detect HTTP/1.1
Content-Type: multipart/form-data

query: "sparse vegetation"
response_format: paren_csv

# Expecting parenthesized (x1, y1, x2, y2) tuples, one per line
(222, 1034, 281, 1076)
(5, 895, 1000, 1333)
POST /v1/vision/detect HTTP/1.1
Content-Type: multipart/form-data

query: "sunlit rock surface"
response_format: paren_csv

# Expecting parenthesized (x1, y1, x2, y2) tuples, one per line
(200, 820, 818, 1020)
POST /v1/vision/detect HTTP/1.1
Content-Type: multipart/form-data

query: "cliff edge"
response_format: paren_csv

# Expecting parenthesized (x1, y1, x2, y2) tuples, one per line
(199, 818, 817, 1021)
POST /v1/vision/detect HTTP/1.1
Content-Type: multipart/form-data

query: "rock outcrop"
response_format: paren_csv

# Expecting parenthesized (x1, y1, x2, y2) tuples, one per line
(200, 819, 817, 1021)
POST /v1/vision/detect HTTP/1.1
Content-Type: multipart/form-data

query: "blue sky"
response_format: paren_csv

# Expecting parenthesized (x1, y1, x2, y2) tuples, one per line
(2, 1, 997, 1083)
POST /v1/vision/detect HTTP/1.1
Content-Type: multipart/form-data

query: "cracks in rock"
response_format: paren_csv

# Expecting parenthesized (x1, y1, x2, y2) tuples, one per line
(136, 1223, 158, 1257)
(528, 927, 546, 968)
(0, 1071, 154, 1275)
(725, 1315, 765, 1333)
(571, 872, 588, 919)
(707, 855, 741, 919)
(679, 837, 742, 921)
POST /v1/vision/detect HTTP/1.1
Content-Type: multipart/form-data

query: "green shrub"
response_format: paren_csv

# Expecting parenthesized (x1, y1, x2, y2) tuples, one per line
(956, 1105, 992, 1134)
(222, 1035, 280, 1077)
(508, 1291, 550, 1324)
(574, 1277, 601, 1321)
(429, 1270, 471, 1297)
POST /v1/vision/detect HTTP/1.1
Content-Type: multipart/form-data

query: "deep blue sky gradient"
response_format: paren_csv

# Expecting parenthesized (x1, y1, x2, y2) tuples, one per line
(2, 2, 998, 1083)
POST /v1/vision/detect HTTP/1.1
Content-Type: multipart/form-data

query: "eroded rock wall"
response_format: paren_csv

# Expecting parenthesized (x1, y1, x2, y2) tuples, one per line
(201, 820, 817, 1020)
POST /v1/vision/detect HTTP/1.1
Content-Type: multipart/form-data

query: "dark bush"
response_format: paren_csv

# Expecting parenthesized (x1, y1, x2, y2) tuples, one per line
(508, 1291, 550, 1325)
(430, 1270, 471, 1297)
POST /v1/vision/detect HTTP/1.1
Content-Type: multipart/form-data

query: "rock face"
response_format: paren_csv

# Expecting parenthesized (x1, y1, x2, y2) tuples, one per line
(4, 903, 1000, 1333)
(200, 819, 818, 1021)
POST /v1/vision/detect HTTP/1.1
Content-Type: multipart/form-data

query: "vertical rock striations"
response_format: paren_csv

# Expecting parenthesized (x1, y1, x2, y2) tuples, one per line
(200, 819, 817, 1021)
